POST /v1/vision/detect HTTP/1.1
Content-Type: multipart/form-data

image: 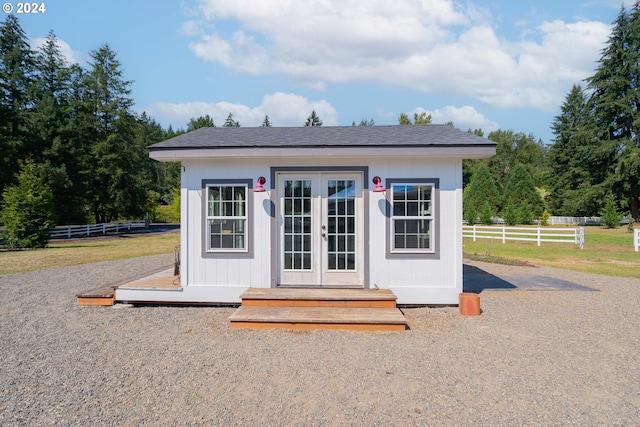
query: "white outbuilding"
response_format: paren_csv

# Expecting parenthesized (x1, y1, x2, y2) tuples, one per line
(116, 125, 496, 305)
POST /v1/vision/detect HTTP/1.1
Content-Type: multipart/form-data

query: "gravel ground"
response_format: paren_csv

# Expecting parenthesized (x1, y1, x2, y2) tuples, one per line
(1, 254, 639, 426)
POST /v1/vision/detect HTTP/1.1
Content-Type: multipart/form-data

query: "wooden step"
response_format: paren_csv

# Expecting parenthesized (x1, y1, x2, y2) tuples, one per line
(229, 306, 407, 331)
(239, 288, 397, 308)
(77, 285, 115, 306)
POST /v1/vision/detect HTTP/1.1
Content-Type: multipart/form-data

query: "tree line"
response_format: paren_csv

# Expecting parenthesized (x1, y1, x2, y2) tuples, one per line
(0, 14, 180, 231)
(464, 4, 640, 225)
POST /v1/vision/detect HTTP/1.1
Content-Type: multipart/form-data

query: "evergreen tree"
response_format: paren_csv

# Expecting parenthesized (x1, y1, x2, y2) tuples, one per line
(63, 64, 95, 223)
(600, 196, 622, 228)
(137, 112, 178, 205)
(224, 112, 240, 127)
(463, 164, 500, 225)
(356, 118, 374, 126)
(0, 159, 56, 249)
(547, 85, 601, 216)
(501, 163, 545, 224)
(84, 44, 133, 136)
(587, 4, 640, 221)
(304, 110, 323, 126)
(29, 31, 86, 224)
(187, 114, 215, 131)
(89, 113, 149, 223)
(29, 31, 72, 159)
(0, 15, 35, 197)
(261, 115, 272, 127)
(83, 44, 143, 223)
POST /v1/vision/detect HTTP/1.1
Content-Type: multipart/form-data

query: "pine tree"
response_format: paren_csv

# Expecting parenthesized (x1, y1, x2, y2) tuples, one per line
(547, 85, 601, 216)
(83, 44, 143, 223)
(64, 64, 95, 223)
(261, 115, 272, 127)
(463, 164, 500, 225)
(501, 163, 545, 225)
(600, 196, 622, 228)
(224, 112, 240, 127)
(84, 44, 133, 136)
(29, 31, 87, 224)
(587, 5, 640, 221)
(304, 110, 322, 126)
(0, 15, 35, 197)
(137, 112, 177, 205)
(357, 118, 375, 126)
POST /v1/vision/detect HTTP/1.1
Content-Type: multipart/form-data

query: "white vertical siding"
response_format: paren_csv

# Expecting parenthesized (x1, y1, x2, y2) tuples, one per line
(367, 157, 462, 304)
(182, 159, 272, 290)
(179, 155, 463, 304)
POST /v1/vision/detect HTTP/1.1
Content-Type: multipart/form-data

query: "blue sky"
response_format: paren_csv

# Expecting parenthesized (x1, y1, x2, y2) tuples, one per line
(9, 0, 631, 144)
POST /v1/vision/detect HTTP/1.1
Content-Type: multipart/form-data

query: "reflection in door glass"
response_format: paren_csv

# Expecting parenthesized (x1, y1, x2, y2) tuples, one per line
(327, 180, 356, 270)
(283, 180, 312, 270)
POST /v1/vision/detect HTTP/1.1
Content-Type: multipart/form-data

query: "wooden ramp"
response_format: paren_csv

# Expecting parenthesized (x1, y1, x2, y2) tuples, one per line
(229, 288, 407, 331)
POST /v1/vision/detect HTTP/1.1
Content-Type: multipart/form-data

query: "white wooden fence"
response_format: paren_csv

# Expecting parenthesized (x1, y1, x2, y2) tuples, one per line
(545, 216, 601, 226)
(463, 225, 585, 249)
(49, 220, 146, 239)
(635, 229, 640, 252)
(477, 216, 625, 226)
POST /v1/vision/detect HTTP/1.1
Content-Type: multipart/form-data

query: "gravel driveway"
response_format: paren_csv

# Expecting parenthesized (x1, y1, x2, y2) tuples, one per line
(1, 254, 639, 426)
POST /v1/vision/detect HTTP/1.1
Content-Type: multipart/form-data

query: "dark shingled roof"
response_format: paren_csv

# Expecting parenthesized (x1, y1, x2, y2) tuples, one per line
(148, 124, 495, 151)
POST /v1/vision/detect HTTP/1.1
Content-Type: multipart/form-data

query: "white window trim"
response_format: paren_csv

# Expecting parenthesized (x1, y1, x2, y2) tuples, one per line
(202, 179, 253, 258)
(385, 178, 439, 259)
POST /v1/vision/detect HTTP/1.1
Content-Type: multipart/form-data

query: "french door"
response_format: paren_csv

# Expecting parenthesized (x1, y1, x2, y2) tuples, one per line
(278, 172, 363, 287)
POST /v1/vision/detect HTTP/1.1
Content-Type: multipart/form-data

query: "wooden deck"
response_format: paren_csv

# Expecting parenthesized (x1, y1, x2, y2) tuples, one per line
(77, 267, 179, 306)
(118, 268, 180, 289)
(230, 288, 407, 331)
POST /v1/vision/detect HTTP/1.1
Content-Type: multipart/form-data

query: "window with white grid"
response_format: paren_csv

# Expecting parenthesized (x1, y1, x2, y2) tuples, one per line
(206, 185, 247, 252)
(391, 184, 434, 253)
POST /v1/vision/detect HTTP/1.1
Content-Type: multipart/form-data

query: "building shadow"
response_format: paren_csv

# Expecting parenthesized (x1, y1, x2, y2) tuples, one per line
(463, 264, 517, 293)
(463, 264, 598, 293)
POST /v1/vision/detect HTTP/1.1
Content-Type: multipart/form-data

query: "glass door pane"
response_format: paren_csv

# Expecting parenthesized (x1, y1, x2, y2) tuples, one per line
(283, 180, 312, 270)
(326, 179, 356, 271)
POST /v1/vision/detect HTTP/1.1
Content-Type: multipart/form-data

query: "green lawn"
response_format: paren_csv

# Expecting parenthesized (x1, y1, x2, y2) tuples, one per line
(0, 232, 180, 275)
(2, 226, 637, 278)
(464, 225, 640, 278)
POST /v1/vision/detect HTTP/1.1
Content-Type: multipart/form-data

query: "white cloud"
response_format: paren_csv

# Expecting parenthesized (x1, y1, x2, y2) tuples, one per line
(185, 0, 611, 111)
(31, 37, 82, 65)
(141, 92, 338, 128)
(413, 105, 499, 132)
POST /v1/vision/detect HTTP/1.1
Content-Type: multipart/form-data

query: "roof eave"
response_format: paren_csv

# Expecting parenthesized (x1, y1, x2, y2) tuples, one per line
(149, 145, 497, 161)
